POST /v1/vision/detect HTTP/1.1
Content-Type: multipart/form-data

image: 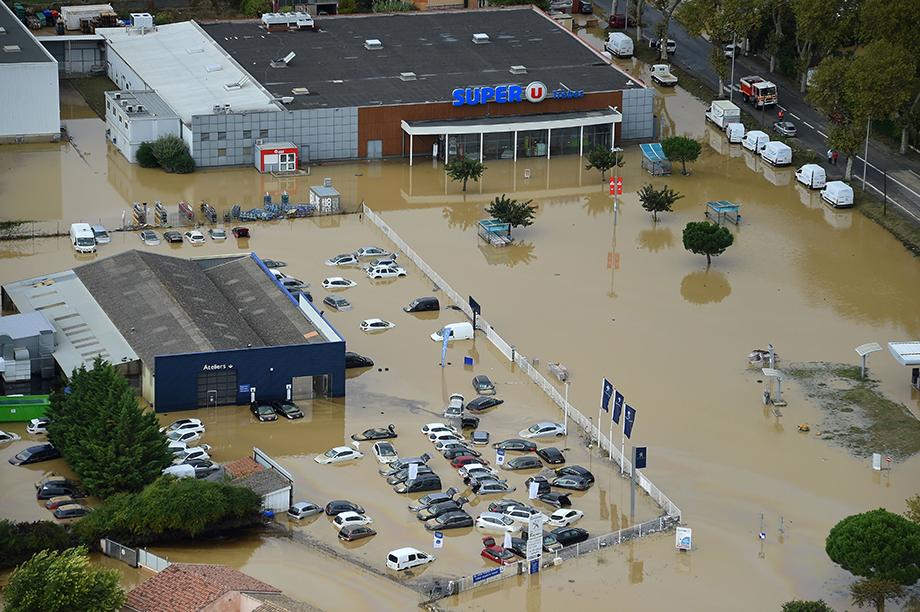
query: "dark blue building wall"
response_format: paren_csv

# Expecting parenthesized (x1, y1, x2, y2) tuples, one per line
(153, 341, 346, 413)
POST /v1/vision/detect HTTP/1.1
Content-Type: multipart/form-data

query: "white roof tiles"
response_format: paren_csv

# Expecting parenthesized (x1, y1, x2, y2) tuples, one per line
(97, 21, 278, 124)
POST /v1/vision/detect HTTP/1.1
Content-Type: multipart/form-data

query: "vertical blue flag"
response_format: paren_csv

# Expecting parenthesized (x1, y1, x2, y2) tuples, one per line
(440, 327, 450, 367)
(612, 390, 625, 424)
(601, 378, 613, 412)
(624, 404, 636, 439)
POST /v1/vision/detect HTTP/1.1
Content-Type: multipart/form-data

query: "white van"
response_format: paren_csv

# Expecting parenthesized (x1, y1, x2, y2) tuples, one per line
(724, 123, 745, 144)
(760, 141, 792, 166)
(741, 130, 769, 153)
(69, 223, 96, 253)
(430, 321, 474, 342)
(162, 464, 196, 479)
(386, 547, 436, 571)
(604, 32, 633, 58)
(795, 164, 826, 189)
(821, 181, 854, 208)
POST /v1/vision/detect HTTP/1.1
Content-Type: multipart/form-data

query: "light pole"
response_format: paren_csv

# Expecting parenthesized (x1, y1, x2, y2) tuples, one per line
(728, 33, 736, 101)
(563, 381, 569, 435)
(862, 115, 871, 192)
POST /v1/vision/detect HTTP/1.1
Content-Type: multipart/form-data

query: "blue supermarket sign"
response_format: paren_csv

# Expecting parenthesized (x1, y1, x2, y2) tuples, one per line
(472, 567, 502, 584)
(452, 81, 585, 107)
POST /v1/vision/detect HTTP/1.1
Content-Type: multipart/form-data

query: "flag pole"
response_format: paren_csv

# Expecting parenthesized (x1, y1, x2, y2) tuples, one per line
(608, 407, 614, 460)
(620, 411, 626, 475)
(597, 379, 603, 450)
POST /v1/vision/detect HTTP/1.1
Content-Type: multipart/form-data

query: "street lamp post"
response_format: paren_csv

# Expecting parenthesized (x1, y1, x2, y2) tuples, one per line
(728, 33, 736, 101)
(862, 115, 871, 192)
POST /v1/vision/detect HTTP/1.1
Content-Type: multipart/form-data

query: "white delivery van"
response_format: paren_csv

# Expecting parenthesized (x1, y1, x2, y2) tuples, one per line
(741, 130, 769, 153)
(795, 164, 826, 189)
(386, 547, 436, 571)
(724, 123, 745, 144)
(821, 181, 854, 208)
(69, 223, 96, 253)
(604, 32, 633, 58)
(705, 100, 741, 129)
(760, 141, 792, 166)
(430, 321, 474, 342)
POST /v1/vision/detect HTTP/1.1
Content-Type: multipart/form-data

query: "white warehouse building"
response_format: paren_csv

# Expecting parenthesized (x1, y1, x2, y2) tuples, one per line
(104, 90, 180, 162)
(0, 0, 60, 143)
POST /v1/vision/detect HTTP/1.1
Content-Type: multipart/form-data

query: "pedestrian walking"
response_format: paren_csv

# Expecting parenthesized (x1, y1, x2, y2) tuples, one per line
(832, 150, 839, 166)
(778, 109, 784, 121)
(827, 148, 833, 164)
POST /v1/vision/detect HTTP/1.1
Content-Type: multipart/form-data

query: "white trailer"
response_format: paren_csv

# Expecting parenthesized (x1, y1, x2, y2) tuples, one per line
(705, 100, 741, 130)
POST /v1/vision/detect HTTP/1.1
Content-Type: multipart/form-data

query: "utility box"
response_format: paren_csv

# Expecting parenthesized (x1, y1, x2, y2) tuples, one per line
(309, 183, 341, 213)
(254, 141, 298, 174)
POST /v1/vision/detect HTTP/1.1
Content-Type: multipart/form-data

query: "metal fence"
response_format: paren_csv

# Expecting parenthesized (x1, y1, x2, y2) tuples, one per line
(362, 204, 681, 522)
(137, 547, 171, 572)
(99, 538, 170, 572)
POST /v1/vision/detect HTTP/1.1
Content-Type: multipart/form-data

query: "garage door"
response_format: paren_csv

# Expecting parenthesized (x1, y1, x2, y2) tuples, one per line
(196, 369, 238, 407)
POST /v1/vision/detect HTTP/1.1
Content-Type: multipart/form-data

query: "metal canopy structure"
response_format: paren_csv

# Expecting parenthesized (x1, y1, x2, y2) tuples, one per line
(855, 342, 882, 378)
(761, 367, 786, 408)
(705, 200, 742, 225)
(640, 142, 671, 176)
(888, 341, 920, 366)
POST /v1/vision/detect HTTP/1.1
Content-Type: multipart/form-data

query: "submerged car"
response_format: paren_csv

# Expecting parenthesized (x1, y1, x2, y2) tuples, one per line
(288, 501, 323, 520)
(345, 352, 374, 369)
(163, 230, 183, 243)
(551, 475, 592, 491)
(386, 465, 433, 486)
(537, 491, 573, 508)
(53, 504, 91, 522)
(351, 424, 397, 441)
(338, 524, 377, 542)
(354, 246, 390, 258)
(373, 441, 398, 464)
(443, 393, 464, 419)
(470, 431, 490, 446)
(139, 230, 160, 246)
(554, 465, 595, 486)
(325, 500, 365, 516)
(466, 396, 503, 412)
(45, 495, 77, 510)
(408, 487, 459, 512)
(551, 526, 590, 546)
(547, 508, 584, 527)
(323, 295, 352, 311)
(416, 497, 468, 521)
(183, 230, 205, 244)
(502, 455, 543, 471)
(442, 446, 481, 460)
(471, 479, 516, 495)
(272, 400, 304, 419)
(403, 296, 439, 313)
(250, 402, 278, 422)
(332, 511, 373, 529)
(394, 473, 442, 494)
(0, 430, 21, 444)
(360, 318, 395, 332)
(208, 227, 227, 240)
(366, 265, 407, 280)
(536, 447, 566, 465)
(322, 277, 357, 289)
(37, 482, 84, 500)
(519, 422, 566, 439)
(315, 446, 363, 464)
(9, 443, 60, 466)
(27, 417, 50, 435)
(424, 510, 473, 531)
(231, 226, 250, 238)
(476, 512, 520, 534)
(325, 253, 359, 266)
(472, 375, 495, 395)
(481, 543, 517, 565)
(492, 439, 537, 452)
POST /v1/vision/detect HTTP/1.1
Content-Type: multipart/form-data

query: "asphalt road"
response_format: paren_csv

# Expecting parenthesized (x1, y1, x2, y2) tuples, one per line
(599, 3, 920, 221)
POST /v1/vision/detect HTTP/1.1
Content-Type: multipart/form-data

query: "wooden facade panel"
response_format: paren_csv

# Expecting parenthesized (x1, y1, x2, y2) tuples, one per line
(357, 90, 623, 158)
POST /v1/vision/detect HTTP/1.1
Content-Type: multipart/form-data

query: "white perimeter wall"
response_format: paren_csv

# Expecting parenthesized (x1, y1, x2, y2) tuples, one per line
(0, 62, 60, 140)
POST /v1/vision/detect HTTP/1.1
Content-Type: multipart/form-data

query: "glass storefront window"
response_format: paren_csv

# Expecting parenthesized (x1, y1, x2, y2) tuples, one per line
(516, 129, 548, 159)
(483, 133, 514, 160)
(549, 127, 582, 157)
(583, 124, 613, 153)
(447, 133, 481, 160)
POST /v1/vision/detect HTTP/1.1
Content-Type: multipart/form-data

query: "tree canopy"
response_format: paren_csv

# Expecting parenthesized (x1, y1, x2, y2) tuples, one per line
(485, 195, 537, 232)
(825, 508, 920, 585)
(585, 146, 624, 180)
(781, 601, 835, 612)
(446, 157, 486, 192)
(682, 221, 734, 265)
(46, 358, 173, 498)
(0, 520, 75, 570)
(3, 547, 124, 612)
(849, 578, 904, 612)
(638, 184, 683, 222)
(661, 136, 702, 175)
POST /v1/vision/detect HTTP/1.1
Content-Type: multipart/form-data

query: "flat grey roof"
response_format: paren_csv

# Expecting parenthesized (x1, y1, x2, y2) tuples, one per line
(72, 251, 323, 371)
(202, 8, 637, 110)
(105, 90, 178, 120)
(0, 1, 56, 64)
(0, 311, 54, 340)
(3, 270, 138, 376)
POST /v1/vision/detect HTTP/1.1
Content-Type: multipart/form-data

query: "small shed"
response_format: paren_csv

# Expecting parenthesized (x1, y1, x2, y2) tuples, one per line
(309, 182, 341, 213)
(232, 469, 292, 512)
(254, 142, 298, 174)
(705, 200, 742, 225)
(640, 143, 671, 176)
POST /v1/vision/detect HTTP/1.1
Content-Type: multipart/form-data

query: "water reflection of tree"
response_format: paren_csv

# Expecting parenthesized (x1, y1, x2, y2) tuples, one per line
(478, 242, 536, 267)
(654, 91, 677, 140)
(636, 227, 675, 252)
(582, 194, 612, 217)
(441, 203, 482, 230)
(680, 270, 732, 304)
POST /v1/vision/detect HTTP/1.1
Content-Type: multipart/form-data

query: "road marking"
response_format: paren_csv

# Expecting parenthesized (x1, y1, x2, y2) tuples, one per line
(789, 113, 800, 120)
(801, 121, 814, 129)
(853, 176, 920, 223)
(816, 130, 827, 138)
(854, 157, 920, 199)
(909, 169, 920, 180)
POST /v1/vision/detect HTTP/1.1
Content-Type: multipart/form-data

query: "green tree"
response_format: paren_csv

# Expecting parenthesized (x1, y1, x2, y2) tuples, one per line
(445, 157, 485, 192)
(0, 520, 75, 570)
(790, 0, 856, 93)
(638, 184, 683, 222)
(849, 578, 904, 612)
(652, 0, 685, 62)
(151, 135, 196, 174)
(338, 0, 357, 12)
(485, 195, 537, 234)
(826, 508, 920, 585)
(682, 221, 734, 266)
(585, 146, 624, 180)
(906, 494, 920, 524)
(661, 136, 702, 175)
(4, 547, 124, 612)
(47, 359, 172, 498)
(372, 0, 415, 10)
(781, 601, 835, 612)
(241, 0, 271, 16)
(136, 141, 158, 168)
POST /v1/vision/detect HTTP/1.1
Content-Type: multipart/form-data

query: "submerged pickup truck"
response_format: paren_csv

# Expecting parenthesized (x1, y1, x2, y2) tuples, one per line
(649, 64, 678, 87)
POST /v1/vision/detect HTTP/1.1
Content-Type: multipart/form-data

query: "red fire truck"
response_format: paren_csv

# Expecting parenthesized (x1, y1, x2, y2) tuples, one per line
(739, 75, 778, 108)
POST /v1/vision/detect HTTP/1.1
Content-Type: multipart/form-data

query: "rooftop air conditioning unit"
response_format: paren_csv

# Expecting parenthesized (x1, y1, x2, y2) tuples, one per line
(364, 39, 383, 50)
(510, 65, 527, 75)
(224, 76, 246, 91)
(136, 105, 145, 112)
(213, 105, 222, 113)
(114, 93, 121, 99)
(399, 72, 417, 81)
(0, 27, 7, 35)
(271, 51, 296, 68)
(472, 33, 490, 44)
(3, 44, 21, 53)
(291, 87, 310, 95)
(126, 105, 135, 112)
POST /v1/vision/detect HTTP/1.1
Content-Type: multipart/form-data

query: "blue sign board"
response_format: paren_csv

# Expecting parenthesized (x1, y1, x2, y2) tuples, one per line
(239, 384, 251, 394)
(472, 567, 502, 584)
(452, 81, 585, 107)
(530, 558, 540, 574)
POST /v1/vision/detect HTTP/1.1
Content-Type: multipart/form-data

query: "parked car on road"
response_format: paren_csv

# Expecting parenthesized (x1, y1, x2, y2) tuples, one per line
(322, 277, 357, 289)
(519, 422, 566, 439)
(272, 400, 304, 419)
(315, 446, 363, 464)
(323, 295, 352, 311)
(772, 120, 797, 137)
(139, 230, 160, 246)
(352, 424, 397, 441)
(608, 13, 636, 28)
(345, 352, 374, 369)
(9, 443, 60, 466)
(339, 524, 377, 542)
(250, 402, 278, 422)
(288, 501, 323, 520)
(325, 500, 365, 516)
(360, 318, 395, 332)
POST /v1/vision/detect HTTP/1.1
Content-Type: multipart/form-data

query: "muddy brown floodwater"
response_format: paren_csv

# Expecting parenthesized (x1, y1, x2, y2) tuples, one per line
(2, 71, 920, 611)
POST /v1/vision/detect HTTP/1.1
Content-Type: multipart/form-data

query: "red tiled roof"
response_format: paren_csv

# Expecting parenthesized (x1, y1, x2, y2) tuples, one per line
(223, 457, 264, 479)
(125, 563, 280, 612)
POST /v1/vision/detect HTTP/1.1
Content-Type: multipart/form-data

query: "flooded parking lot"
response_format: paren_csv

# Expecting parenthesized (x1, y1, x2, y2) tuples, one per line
(2, 79, 920, 610)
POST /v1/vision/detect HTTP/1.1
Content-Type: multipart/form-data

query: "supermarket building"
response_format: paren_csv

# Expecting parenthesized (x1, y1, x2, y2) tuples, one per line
(98, 7, 652, 169)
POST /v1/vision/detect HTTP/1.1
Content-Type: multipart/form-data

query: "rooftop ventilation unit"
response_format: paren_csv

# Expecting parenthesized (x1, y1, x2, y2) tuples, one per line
(472, 33, 490, 44)
(3, 45, 21, 53)
(271, 51, 296, 68)
(399, 72, 417, 81)
(224, 76, 247, 91)
(126, 105, 135, 112)
(0, 26, 7, 35)
(186, 47, 204, 54)
(291, 87, 310, 95)
(279, 96, 295, 104)
(136, 105, 145, 112)
(205, 64, 222, 72)
(510, 65, 527, 75)
(364, 39, 383, 50)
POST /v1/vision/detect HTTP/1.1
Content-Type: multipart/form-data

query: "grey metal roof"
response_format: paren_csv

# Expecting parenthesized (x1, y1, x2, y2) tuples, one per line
(232, 468, 291, 496)
(72, 251, 318, 371)
(105, 90, 178, 120)
(0, 311, 54, 340)
(202, 8, 637, 110)
(0, 1, 56, 64)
